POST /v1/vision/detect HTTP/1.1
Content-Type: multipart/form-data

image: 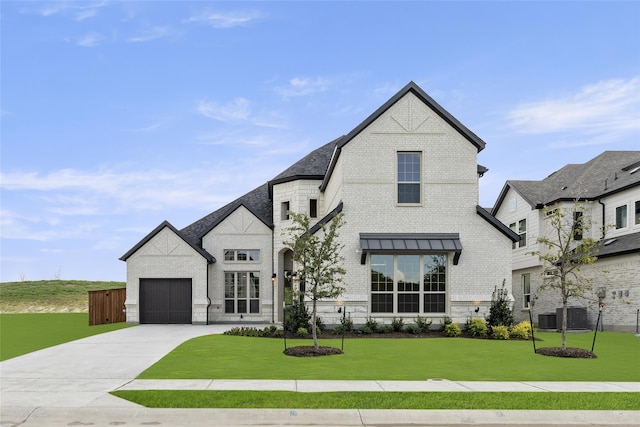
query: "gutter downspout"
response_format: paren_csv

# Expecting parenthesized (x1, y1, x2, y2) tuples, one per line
(598, 199, 606, 239)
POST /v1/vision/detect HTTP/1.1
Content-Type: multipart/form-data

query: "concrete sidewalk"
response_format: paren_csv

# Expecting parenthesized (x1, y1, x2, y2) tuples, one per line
(117, 379, 640, 393)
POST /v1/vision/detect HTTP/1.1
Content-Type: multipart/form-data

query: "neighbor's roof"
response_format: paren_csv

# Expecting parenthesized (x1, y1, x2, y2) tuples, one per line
(493, 151, 640, 213)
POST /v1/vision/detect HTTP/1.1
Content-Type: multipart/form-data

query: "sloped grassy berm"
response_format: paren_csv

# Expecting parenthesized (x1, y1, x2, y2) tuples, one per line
(0, 280, 125, 313)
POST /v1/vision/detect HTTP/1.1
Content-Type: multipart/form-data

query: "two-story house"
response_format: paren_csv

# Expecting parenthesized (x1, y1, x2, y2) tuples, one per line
(120, 81, 518, 326)
(492, 151, 640, 332)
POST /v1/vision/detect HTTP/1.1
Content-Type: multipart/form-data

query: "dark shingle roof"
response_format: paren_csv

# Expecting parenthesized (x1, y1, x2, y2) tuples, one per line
(180, 183, 273, 245)
(598, 232, 640, 258)
(494, 151, 640, 212)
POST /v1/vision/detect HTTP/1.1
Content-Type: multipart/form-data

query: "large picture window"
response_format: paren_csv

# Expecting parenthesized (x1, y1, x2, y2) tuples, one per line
(397, 152, 421, 204)
(370, 254, 446, 314)
(224, 272, 260, 314)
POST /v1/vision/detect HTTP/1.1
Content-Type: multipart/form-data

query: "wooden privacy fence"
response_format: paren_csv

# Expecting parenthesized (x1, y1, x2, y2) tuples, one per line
(88, 288, 126, 325)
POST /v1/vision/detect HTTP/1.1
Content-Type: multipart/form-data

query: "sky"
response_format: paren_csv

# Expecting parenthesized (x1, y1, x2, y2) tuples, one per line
(1, 1, 639, 283)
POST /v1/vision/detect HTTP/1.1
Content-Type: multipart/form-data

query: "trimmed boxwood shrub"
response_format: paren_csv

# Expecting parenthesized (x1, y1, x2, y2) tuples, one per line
(468, 317, 488, 338)
(444, 322, 461, 337)
(492, 325, 510, 340)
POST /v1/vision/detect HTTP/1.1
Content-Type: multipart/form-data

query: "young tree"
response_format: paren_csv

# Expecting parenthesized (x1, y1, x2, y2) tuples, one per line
(530, 201, 603, 350)
(283, 211, 346, 350)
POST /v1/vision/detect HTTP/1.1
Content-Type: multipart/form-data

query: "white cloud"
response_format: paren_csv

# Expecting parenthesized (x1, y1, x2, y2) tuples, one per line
(185, 9, 264, 28)
(76, 32, 104, 47)
(507, 76, 640, 138)
(26, 1, 107, 21)
(197, 98, 252, 123)
(276, 77, 330, 98)
(127, 25, 173, 43)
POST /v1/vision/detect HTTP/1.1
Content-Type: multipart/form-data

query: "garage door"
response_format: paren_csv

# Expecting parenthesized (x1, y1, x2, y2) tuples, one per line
(139, 278, 192, 324)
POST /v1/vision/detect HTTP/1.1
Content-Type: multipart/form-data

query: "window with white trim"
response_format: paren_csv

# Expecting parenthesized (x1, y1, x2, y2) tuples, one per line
(224, 250, 260, 262)
(615, 205, 627, 229)
(224, 272, 260, 314)
(522, 273, 531, 309)
(634, 201, 640, 226)
(370, 254, 446, 314)
(509, 219, 527, 249)
(397, 152, 421, 204)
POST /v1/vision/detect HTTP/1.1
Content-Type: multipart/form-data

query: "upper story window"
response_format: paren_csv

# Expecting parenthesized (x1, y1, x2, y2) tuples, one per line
(281, 201, 290, 221)
(508, 198, 517, 212)
(635, 201, 640, 226)
(224, 250, 260, 262)
(522, 273, 531, 309)
(397, 152, 421, 204)
(615, 205, 627, 229)
(309, 199, 318, 218)
(509, 219, 527, 249)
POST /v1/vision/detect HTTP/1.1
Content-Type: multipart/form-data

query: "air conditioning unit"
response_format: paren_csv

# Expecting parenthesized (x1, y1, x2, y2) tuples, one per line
(555, 307, 588, 330)
(538, 313, 557, 330)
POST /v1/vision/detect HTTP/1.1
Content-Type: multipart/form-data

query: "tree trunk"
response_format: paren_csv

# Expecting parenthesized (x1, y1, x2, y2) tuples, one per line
(311, 299, 318, 350)
(561, 298, 568, 351)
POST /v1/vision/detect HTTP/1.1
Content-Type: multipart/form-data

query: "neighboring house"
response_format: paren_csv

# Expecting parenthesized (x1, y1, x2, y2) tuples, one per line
(492, 151, 640, 332)
(120, 81, 518, 326)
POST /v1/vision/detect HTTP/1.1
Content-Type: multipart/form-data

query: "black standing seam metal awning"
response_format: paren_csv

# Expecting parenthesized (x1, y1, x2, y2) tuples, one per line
(359, 233, 463, 265)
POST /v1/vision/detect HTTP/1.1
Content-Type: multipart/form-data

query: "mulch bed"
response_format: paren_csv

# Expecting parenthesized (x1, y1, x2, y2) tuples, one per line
(535, 347, 597, 359)
(284, 346, 344, 357)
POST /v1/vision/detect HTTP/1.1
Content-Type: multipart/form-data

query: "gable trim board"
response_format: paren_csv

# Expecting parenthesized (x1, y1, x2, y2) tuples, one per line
(121, 81, 516, 326)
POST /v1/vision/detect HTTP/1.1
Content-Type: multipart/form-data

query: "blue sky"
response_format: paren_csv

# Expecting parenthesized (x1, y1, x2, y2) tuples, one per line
(1, 1, 639, 282)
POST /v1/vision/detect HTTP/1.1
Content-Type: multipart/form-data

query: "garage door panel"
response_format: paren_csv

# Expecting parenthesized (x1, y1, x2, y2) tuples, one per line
(139, 279, 192, 324)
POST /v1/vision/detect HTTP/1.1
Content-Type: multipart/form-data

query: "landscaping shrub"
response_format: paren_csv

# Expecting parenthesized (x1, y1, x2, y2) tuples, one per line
(333, 316, 353, 334)
(365, 316, 379, 333)
(380, 325, 394, 334)
(486, 280, 514, 327)
(405, 324, 421, 335)
(359, 325, 373, 335)
(492, 325, 510, 340)
(391, 317, 404, 332)
(284, 300, 311, 333)
(511, 321, 532, 339)
(415, 315, 432, 333)
(315, 316, 326, 333)
(439, 316, 452, 332)
(444, 323, 461, 337)
(468, 317, 488, 338)
(296, 327, 308, 337)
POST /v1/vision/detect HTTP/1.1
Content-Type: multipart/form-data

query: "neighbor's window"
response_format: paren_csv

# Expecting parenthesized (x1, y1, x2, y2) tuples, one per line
(522, 273, 531, 309)
(224, 250, 260, 262)
(615, 205, 627, 229)
(573, 211, 583, 241)
(281, 201, 290, 221)
(370, 254, 446, 314)
(509, 219, 527, 249)
(635, 201, 640, 226)
(224, 272, 260, 314)
(397, 152, 421, 204)
(309, 199, 318, 218)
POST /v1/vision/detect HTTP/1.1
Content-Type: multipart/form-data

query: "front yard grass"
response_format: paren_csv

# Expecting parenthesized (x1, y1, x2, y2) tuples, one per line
(138, 332, 640, 382)
(111, 390, 639, 410)
(0, 313, 133, 361)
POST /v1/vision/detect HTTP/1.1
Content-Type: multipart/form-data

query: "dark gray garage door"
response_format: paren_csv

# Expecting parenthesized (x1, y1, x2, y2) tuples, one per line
(139, 278, 192, 324)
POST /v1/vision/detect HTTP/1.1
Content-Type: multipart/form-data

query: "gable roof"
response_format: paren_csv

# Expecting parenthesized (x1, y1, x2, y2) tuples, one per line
(321, 81, 486, 191)
(119, 220, 215, 262)
(180, 183, 273, 245)
(493, 151, 640, 213)
(476, 205, 520, 242)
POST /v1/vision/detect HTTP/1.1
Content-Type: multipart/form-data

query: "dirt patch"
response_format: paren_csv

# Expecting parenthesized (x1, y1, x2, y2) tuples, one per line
(284, 345, 344, 357)
(536, 347, 597, 359)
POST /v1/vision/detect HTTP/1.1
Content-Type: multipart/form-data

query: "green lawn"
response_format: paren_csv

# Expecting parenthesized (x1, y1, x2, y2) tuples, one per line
(138, 332, 640, 382)
(111, 390, 640, 410)
(0, 313, 133, 361)
(0, 280, 125, 312)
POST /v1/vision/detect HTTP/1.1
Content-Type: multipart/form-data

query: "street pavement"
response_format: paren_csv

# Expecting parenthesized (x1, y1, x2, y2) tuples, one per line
(1, 324, 638, 426)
